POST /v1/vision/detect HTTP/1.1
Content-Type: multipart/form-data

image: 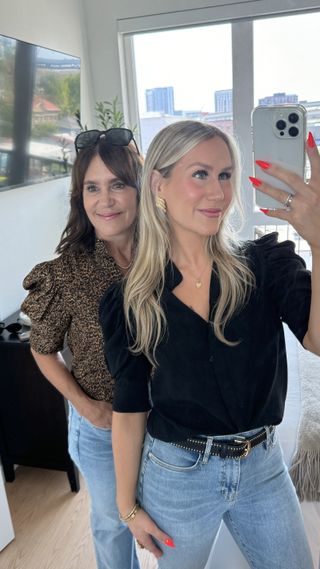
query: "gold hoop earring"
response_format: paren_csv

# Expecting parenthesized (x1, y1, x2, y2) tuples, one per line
(155, 195, 167, 213)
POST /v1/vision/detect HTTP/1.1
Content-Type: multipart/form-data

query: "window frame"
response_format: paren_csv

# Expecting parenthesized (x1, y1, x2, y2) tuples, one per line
(118, 1, 320, 238)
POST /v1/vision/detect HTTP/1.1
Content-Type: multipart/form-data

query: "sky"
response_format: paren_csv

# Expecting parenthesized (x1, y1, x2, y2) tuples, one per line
(133, 11, 320, 114)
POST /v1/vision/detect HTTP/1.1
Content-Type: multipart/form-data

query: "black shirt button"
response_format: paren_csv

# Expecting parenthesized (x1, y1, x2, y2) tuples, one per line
(209, 356, 214, 362)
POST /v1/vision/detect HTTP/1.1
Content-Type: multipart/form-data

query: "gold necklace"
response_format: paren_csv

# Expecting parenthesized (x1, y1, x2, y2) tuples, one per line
(193, 265, 209, 289)
(116, 259, 132, 271)
(180, 260, 211, 289)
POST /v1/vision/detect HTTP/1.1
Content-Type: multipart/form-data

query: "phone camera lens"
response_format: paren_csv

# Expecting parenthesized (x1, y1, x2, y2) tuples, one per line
(288, 126, 299, 137)
(288, 112, 299, 124)
(276, 119, 286, 131)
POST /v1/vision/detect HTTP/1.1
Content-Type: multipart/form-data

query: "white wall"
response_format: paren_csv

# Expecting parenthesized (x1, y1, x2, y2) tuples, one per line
(0, 0, 92, 319)
(0, 178, 70, 317)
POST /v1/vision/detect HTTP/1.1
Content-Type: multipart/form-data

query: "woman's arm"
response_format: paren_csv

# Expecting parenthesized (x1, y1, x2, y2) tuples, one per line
(112, 411, 174, 558)
(112, 411, 147, 514)
(254, 133, 320, 356)
(31, 350, 112, 427)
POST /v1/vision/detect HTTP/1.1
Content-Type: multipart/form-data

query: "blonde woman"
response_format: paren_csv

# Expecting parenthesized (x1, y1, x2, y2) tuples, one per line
(100, 121, 320, 569)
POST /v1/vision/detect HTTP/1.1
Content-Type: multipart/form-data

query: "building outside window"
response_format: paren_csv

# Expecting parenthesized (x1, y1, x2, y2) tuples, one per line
(215, 89, 233, 113)
(145, 86, 175, 115)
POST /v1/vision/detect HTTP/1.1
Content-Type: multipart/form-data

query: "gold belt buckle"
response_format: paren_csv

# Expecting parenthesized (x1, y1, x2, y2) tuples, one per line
(234, 438, 251, 458)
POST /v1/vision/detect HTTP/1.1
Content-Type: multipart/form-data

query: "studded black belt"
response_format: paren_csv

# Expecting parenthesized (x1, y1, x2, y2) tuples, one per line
(171, 427, 274, 459)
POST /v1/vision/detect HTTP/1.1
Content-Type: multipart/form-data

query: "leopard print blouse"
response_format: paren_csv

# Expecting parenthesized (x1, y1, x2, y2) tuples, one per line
(21, 239, 122, 402)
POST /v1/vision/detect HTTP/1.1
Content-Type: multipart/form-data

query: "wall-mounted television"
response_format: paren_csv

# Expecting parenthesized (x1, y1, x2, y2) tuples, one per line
(0, 33, 80, 191)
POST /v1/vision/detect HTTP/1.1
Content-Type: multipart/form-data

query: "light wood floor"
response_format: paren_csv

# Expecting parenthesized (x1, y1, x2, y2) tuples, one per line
(0, 466, 156, 569)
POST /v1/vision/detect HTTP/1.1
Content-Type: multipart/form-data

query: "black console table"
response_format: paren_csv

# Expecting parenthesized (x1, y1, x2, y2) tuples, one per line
(0, 313, 79, 492)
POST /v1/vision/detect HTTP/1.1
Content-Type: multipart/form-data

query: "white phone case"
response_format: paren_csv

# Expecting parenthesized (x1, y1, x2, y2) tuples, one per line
(251, 104, 307, 209)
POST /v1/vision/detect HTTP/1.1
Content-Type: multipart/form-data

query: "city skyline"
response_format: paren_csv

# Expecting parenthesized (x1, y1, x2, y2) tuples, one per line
(142, 85, 318, 117)
(133, 12, 320, 115)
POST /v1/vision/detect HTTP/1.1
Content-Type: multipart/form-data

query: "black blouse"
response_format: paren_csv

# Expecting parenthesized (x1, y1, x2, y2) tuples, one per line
(99, 233, 311, 441)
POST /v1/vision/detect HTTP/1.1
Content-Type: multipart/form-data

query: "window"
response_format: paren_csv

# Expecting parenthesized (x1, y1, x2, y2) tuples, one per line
(254, 11, 320, 184)
(122, 5, 320, 240)
(254, 12, 320, 114)
(253, 11, 320, 248)
(133, 24, 232, 154)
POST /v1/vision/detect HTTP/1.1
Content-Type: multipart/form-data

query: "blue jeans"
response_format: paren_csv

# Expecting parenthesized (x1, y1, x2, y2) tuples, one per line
(68, 404, 140, 569)
(138, 428, 313, 569)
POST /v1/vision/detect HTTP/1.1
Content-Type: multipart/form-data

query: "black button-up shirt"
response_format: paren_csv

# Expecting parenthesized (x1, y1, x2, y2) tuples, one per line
(100, 233, 311, 441)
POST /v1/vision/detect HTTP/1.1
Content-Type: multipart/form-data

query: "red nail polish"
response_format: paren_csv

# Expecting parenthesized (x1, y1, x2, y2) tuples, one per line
(255, 160, 271, 170)
(249, 176, 262, 187)
(165, 538, 176, 548)
(307, 131, 316, 148)
(259, 208, 269, 214)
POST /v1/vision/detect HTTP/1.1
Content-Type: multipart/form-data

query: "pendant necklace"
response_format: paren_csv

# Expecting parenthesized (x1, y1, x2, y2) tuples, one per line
(185, 260, 211, 289)
(194, 268, 207, 289)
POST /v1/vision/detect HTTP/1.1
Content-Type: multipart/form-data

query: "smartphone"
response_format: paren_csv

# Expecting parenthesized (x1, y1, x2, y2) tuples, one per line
(251, 104, 307, 209)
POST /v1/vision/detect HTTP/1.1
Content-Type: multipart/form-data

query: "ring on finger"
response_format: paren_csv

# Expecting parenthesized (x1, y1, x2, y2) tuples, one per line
(283, 193, 294, 208)
(136, 540, 145, 549)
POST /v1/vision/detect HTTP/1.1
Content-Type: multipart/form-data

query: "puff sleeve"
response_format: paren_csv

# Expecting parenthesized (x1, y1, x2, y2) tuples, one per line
(252, 233, 311, 344)
(21, 260, 71, 353)
(99, 283, 152, 412)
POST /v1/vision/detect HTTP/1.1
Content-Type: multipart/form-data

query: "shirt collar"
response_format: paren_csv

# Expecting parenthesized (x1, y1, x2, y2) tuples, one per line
(164, 261, 183, 290)
(164, 259, 220, 301)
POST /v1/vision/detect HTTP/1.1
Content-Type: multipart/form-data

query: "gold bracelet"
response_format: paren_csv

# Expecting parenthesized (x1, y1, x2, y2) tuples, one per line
(119, 502, 140, 523)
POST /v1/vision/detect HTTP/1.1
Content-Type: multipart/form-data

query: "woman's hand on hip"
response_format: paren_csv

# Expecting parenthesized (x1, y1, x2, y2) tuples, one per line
(128, 507, 175, 559)
(78, 399, 113, 428)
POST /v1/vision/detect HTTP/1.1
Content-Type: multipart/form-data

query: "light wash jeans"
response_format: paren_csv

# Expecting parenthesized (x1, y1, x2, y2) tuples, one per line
(68, 403, 140, 569)
(138, 427, 313, 569)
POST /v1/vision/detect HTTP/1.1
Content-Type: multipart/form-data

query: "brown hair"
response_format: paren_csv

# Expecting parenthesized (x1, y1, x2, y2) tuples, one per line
(56, 141, 143, 254)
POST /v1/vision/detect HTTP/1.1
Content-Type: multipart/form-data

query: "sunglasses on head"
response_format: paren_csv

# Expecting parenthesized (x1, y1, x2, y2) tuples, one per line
(74, 127, 140, 155)
(0, 321, 23, 334)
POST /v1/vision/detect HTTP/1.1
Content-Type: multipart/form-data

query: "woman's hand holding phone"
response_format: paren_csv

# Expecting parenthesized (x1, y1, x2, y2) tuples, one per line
(251, 104, 307, 210)
(250, 131, 320, 252)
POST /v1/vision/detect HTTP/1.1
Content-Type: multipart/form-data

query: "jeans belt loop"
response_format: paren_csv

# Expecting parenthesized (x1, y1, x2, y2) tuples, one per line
(264, 425, 274, 448)
(202, 436, 214, 464)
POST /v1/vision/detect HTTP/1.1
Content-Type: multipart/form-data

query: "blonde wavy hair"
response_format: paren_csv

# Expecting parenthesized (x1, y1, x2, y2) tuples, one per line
(124, 120, 254, 364)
